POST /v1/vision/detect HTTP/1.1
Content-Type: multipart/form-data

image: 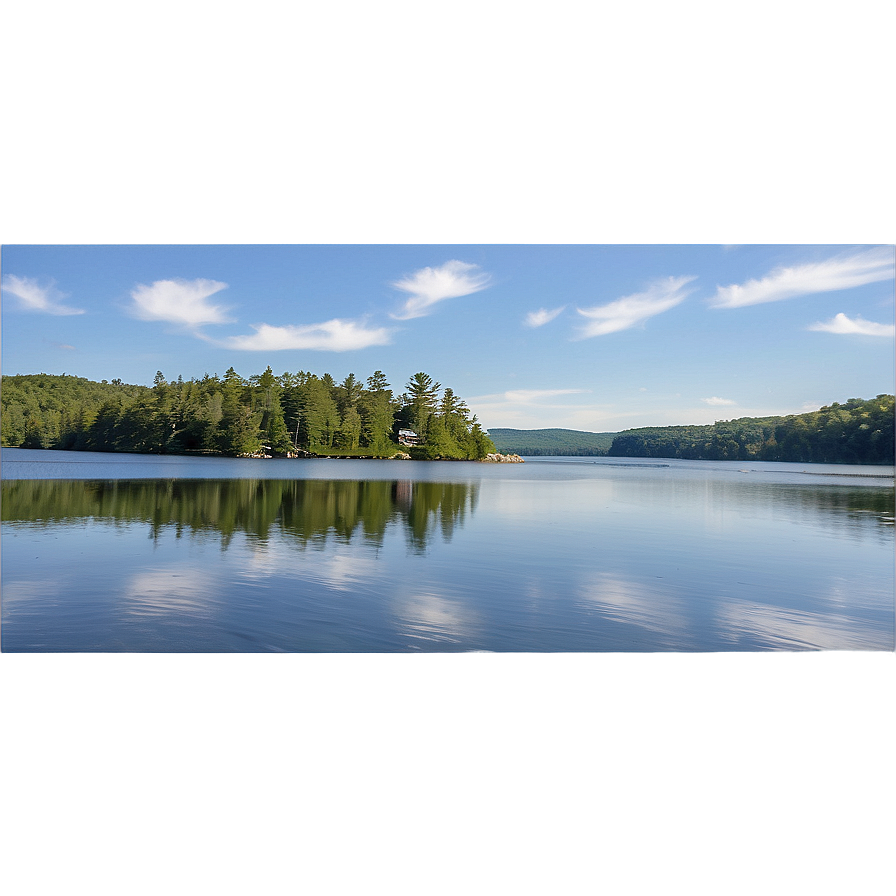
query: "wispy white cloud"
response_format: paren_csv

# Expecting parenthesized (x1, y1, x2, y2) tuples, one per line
(711, 247, 894, 309)
(464, 388, 611, 430)
(575, 276, 696, 338)
(808, 312, 895, 337)
(503, 388, 589, 403)
(466, 388, 589, 408)
(390, 260, 490, 320)
(524, 306, 565, 328)
(129, 278, 233, 327)
(702, 396, 736, 406)
(1, 274, 85, 315)
(212, 318, 394, 352)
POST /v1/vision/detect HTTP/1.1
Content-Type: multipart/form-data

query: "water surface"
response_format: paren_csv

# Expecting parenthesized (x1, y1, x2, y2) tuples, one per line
(2, 449, 893, 652)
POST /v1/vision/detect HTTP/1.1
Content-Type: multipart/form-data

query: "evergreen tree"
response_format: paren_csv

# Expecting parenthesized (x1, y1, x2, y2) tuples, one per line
(337, 406, 362, 450)
(359, 370, 396, 452)
(405, 372, 441, 439)
(300, 376, 340, 449)
(255, 366, 292, 454)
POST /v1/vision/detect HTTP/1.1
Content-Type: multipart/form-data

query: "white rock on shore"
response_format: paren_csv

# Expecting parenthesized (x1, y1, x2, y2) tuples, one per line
(483, 453, 524, 463)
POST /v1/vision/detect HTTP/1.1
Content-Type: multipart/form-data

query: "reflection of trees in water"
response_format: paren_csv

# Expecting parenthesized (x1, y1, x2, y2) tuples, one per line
(1, 478, 480, 551)
(612, 477, 894, 540)
(722, 482, 894, 540)
(403, 481, 478, 553)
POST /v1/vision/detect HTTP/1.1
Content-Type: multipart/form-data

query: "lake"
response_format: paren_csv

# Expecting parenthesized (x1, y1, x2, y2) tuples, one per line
(2, 447, 893, 652)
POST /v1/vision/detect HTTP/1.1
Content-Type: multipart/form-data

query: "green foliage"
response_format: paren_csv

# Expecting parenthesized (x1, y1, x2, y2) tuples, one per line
(404, 371, 441, 439)
(2, 374, 151, 449)
(359, 371, 395, 452)
(336, 406, 362, 450)
(298, 376, 340, 449)
(608, 396, 895, 465)
(401, 377, 495, 460)
(2, 368, 495, 460)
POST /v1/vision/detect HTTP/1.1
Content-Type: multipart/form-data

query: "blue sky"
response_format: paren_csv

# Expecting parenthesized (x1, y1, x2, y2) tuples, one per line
(1, 4, 893, 436)
(2, 243, 893, 432)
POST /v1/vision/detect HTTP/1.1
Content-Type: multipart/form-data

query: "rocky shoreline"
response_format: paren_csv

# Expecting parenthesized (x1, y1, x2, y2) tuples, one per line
(483, 453, 524, 463)
(240, 449, 524, 462)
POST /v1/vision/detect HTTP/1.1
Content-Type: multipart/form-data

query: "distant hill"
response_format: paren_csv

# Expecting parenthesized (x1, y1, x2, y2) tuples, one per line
(607, 395, 895, 464)
(488, 395, 896, 464)
(487, 428, 618, 456)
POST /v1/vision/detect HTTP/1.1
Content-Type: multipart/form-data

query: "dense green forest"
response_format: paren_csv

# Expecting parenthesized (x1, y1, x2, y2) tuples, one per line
(608, 396, 895, 464)
(1, 369, 496, 460)
(488, 428, 617, 456)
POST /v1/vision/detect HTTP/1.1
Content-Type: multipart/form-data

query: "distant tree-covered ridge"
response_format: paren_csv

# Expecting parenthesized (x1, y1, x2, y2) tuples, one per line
(608, 396, 895, 465)
(464, 398, 895, 464)
(1, 369, 496, 460)
(488, 428, 618, 456)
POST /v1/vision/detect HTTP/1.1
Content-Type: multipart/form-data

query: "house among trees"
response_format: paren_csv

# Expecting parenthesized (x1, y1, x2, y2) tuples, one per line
(398, 428, 422, 446)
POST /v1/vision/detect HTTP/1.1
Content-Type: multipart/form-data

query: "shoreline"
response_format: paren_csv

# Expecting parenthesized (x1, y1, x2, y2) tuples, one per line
(0, 446, 524, 463)
(4, 446, 895, 472)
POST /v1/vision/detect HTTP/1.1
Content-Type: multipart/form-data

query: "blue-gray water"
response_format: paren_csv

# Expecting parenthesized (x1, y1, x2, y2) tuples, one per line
(2, 448, 893, 651)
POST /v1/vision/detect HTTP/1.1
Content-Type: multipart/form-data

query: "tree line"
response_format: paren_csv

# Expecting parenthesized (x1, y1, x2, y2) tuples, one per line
(607, 396, 895, 464)
(1, 369, 496, 460)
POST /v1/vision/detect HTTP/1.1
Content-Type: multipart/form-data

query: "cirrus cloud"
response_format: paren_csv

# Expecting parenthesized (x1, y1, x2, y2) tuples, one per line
(503, 388, 589, 403)
(575, 275, 696, 338)
(462, 388, 598, 429)
(211, 319, 394, 352)
(524, 306, 565, 328)
(702, 396, 736, 406)
(1, 274, 85, 315)
(129, 278, 233, 327)
(808, 312, 895, 337)
(711, 247, 894, 309)
(390, 260, 491, 320)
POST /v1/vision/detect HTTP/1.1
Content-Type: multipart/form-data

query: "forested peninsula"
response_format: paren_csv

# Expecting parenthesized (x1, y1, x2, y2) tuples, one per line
(1, 370, 497, 460)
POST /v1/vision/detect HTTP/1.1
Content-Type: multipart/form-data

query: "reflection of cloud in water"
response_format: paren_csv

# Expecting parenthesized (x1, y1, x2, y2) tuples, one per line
(0, 577, 71, 631)
(715, 602, 891, 650)
(812, 576, 893, 615)
(1, 580, 64, 608)
(580, 574, 691, 647)
(241, 540, 380, 592)
(488, 479, 613, 520)
(394, 591, 480, 646)
(122, 568, 217, 617)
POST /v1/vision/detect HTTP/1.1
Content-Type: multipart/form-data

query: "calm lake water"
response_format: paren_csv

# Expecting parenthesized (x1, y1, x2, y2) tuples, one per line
(2, 447, 893, 652)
